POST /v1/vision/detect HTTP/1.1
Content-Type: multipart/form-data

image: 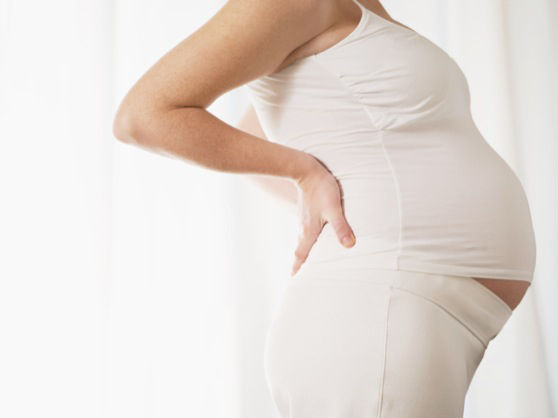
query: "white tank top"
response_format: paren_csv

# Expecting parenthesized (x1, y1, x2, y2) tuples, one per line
(246, 0, 536, 282)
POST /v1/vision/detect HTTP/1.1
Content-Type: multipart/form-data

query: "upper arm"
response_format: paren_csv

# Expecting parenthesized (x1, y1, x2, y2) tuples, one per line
(116, 0, 333, 117)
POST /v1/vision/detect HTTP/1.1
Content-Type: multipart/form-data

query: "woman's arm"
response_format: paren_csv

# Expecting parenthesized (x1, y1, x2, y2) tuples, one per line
(236, 105, 299, 205)
(112, 0, 356, 275)
(112, 0, 332, 184)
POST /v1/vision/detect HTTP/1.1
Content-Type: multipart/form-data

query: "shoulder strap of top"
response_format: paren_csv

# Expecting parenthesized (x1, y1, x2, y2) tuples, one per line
(350, 0, 365, 10)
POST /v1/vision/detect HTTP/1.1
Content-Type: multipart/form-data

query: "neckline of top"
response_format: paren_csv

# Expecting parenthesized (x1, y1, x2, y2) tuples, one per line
(253, 0, 420, 77)
(304, 0, 419, 60)
(355, 0, 418, 37)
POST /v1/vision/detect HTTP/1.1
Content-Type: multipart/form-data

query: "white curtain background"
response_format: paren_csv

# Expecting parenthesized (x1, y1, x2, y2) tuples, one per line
(0, 1, 555, 417)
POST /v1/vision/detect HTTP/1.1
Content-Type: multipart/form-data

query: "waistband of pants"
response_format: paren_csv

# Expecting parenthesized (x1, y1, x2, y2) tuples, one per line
(293, 265, 513, 348)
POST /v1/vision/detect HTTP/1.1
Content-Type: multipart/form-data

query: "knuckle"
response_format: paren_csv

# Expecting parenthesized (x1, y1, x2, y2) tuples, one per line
(302, 222, 321, 236)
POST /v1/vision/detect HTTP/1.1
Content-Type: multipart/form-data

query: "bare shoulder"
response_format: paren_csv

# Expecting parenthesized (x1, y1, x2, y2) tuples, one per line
(115, 0, 337, 117)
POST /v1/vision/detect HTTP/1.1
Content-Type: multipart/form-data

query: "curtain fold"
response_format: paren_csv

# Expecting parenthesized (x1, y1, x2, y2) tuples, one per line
(0, 1, 555, 417)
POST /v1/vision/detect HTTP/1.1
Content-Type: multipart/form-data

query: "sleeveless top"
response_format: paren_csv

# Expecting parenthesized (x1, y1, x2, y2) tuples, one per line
(245, 0, 536, 282)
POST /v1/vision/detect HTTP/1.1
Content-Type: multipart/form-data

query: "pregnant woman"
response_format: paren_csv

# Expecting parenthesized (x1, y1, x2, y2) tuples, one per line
(113, 0, 537, 416)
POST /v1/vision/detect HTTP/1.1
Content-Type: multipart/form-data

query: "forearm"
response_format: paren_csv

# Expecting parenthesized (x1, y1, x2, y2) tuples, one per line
(234, 105, 299, 205)
(114, 105, 316, 182)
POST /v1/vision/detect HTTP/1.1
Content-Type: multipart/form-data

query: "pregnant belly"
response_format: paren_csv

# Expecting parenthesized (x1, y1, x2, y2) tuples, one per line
(298, 119, 536, 299)
(301, 140, 536, 300)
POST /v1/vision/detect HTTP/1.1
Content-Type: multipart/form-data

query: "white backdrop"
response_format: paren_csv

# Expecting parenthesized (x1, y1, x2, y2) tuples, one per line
(0, 1, 556, 417)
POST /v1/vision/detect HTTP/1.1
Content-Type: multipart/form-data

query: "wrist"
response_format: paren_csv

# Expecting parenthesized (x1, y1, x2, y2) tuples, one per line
(290, 151, 329, 190)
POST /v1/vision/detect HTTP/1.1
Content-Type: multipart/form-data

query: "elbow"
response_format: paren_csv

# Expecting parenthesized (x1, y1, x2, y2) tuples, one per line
(112, 105, 145, 145)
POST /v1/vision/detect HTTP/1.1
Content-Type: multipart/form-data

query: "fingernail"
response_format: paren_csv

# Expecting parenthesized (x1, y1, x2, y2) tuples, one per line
(342, 235, 354, 246)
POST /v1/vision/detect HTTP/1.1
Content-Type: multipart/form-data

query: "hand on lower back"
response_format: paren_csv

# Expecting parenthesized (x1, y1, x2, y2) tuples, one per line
(291, 162, 356, 276)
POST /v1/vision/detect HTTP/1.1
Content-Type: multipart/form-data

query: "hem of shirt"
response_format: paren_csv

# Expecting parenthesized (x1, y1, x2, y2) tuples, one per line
(298, 250, 534, 284)
(396, 258, 534, 283)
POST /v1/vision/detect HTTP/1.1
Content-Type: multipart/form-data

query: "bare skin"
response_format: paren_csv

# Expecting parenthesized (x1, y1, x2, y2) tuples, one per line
(113, 0, 530, 311)
(274, 0, 415, 71)
(469, 277, 530, 310)
(112, 0, 358, 273)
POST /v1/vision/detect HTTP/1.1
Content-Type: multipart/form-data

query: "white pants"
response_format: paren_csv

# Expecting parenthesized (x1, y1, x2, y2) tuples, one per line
(264, 268, 513, 418)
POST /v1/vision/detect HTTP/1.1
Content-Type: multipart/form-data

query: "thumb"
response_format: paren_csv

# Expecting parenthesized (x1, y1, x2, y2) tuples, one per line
(328, 207, 355, 248)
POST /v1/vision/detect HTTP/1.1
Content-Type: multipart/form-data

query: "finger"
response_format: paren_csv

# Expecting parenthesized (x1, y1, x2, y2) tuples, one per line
(291, 226, 321, 275)
(326, 205, 355, 248)
(291, 257, 304, 277)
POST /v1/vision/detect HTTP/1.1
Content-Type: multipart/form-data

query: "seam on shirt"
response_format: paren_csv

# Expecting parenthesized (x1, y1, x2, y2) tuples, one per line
(376, 127, 403, 267)
(310, 55, 403, 266)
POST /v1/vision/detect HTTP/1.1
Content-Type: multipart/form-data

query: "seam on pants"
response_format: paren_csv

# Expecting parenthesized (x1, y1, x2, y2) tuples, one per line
(377, 285, 393, 417)
(394, 286, 488, 349)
